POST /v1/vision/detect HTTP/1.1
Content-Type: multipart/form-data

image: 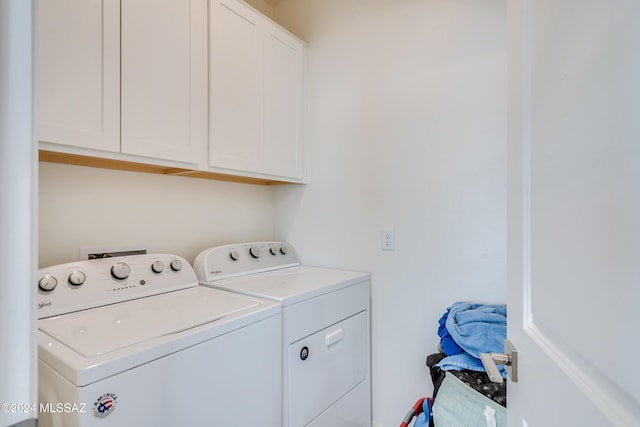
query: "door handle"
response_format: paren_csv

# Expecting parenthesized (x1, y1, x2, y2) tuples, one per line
(325, 328, 344, 347)
(480, 339, 518, 383)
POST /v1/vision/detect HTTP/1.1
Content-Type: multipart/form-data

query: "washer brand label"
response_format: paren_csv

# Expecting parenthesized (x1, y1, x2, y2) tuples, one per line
(37, 301, 51, 310)
(93, 393, 117, 418)
(210, 269, 223, 276)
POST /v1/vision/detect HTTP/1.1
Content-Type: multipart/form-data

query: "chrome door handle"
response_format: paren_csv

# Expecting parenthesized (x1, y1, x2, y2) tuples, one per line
(480, 339, 518, 383)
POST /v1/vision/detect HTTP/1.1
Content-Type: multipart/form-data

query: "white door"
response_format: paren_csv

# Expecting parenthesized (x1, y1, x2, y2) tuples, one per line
(507, 0, 640, 425)
(0, 1, 37, 426)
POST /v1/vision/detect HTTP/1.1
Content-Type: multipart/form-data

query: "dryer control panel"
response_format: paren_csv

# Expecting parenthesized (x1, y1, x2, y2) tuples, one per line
(37, 254, 197, 319)
(193, 241, 301, 282)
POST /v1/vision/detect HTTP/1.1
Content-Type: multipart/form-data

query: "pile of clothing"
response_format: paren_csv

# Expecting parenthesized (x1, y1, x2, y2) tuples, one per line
(431, 301, 507, 404)
(435, 301, 507, 378)
(407, 302, 508, 427)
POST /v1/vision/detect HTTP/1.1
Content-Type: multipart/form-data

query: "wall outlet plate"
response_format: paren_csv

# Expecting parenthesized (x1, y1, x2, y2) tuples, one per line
(381, 230, 395, 251)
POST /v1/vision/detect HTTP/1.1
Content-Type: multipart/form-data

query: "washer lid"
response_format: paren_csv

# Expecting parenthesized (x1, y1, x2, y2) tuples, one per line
(38, 287, 261, 357)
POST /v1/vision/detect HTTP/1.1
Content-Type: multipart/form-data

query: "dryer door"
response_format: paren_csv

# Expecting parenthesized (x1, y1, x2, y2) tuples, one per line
(288, 310, 369, 426)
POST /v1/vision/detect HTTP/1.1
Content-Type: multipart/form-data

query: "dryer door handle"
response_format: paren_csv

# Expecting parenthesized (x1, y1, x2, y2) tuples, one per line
(325, 328, 344, 347)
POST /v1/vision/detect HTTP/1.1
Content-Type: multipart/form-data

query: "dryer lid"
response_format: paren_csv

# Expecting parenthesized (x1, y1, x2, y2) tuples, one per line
(208, 266, 369, 306)
(38, 287, 261, 357)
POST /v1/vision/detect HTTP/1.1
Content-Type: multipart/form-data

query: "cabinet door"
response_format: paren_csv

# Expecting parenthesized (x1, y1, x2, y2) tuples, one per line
(121, 0, 206, 164)
(263, 25, 305, 179)
(209, 0, 263, 173)
(38, 0, 120, 152)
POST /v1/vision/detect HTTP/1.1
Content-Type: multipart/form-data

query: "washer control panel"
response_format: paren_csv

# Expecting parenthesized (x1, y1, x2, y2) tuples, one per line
(37, 254, 196, 319)
(193, 241, 301, 282)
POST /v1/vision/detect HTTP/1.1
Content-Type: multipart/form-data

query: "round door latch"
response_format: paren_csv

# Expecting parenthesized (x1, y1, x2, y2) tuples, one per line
(300, 346, 309, 361)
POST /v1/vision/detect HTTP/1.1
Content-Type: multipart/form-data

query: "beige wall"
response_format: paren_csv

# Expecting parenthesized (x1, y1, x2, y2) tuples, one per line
(38, 162, 276, 267)
(272, 1, 507, 426)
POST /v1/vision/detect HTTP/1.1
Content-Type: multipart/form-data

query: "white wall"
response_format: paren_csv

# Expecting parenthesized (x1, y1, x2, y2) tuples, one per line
(272, 1, 507, 426)
(39, 162, 276, 267)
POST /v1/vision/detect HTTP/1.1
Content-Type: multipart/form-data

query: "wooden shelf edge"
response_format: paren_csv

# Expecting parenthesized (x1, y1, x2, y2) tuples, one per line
(39, 150, 295, 186)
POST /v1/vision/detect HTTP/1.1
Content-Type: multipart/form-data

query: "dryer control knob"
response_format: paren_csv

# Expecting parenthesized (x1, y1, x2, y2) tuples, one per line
(38, 275, 58, 291)
(170, 259, 183, 271)
(229, 250, 240, 261)
(151, 260, 164, 273)
(269, 247, 278, 256)
(249, 246, 261, 259)
(68, 270, 86, 286)
(111, 262, 131, 280)
(280, 246, 288, 255)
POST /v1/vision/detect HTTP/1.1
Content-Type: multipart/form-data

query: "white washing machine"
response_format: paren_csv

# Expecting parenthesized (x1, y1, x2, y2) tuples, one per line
(193, 242, 371, 427)
(36, 253, 281, 427)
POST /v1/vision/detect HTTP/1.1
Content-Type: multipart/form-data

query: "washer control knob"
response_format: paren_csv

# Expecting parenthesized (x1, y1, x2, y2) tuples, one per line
(151, 260, 164, 273)
(170, 259, 183, 271)
(38, 275, 58, 292)
(68, 271, 86, 286)
(249, 246, 261, 259)
(229, 250, 240, 261)
(280, 246, 288, 255)
(111, 262, 131, 280)
(269, 247, 278, 256)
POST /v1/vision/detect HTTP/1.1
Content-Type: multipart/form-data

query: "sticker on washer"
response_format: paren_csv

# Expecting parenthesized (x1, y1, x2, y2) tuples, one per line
(93, 393, 117, 418)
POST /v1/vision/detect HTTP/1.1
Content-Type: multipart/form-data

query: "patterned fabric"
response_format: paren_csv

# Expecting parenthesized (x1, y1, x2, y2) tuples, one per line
(431, 373, 507, 427)
(427, 352, 506, 408)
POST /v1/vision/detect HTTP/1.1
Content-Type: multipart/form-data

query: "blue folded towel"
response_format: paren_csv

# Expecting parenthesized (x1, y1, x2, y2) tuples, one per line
(437, 310, 463, 356)
(446, 302, 506, 359)
(435, 302, 507, 376)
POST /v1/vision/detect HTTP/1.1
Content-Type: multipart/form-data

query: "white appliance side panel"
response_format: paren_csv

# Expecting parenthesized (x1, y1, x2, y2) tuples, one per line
(37, 315, 282, 427)
(306, 380, 372, 427)
(288, 311, 369, 427)
(38, 361, 81, 427)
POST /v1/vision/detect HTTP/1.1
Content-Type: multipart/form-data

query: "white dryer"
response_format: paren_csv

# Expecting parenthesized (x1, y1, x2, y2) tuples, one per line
(193, 242, 371, 427)
(36, 253, 281, 427)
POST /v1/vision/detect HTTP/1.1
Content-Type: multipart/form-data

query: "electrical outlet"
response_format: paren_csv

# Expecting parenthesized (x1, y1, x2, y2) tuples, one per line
(381, 229, 395, 251)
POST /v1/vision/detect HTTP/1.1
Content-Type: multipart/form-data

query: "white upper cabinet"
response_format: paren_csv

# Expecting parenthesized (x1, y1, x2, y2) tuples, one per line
(263, 26, 305, 179)
(38, 0, 120, 152)
(121, 0, 206, 164)
(39, 0, 206, 165)
(209, 0, 305, 181)
(39, 0, 305, 183)
(209, 0, 263, 173)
